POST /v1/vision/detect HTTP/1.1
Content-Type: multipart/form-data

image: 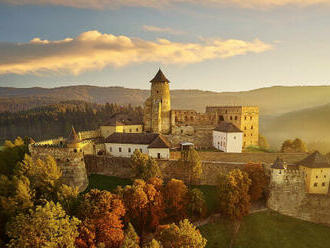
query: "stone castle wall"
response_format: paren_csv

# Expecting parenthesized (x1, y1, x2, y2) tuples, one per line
(78, 129, 101, 140)
(267, 168, 330, 225)
(29, 145, 88, 192)
(84, 155, 245, 185)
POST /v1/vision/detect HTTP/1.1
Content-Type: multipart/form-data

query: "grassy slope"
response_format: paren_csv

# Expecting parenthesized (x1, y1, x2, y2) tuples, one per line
(200, 210, 330, 248)
(84, 174, 132, 193)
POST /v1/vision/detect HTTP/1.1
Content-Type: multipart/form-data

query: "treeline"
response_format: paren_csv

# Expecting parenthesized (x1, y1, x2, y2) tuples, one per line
(0, 101, 143, 143)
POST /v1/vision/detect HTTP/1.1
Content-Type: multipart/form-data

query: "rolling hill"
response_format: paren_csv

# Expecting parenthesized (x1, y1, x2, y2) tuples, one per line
(2, 85, 330, 116)
(261, 103, 330, 152)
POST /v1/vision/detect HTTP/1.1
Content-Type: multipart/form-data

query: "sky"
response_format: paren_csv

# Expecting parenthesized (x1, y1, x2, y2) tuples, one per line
(1, 0, 330, 91)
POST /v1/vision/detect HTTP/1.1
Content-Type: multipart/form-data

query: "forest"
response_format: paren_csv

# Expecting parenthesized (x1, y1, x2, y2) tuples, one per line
(0, 101, 143, 144)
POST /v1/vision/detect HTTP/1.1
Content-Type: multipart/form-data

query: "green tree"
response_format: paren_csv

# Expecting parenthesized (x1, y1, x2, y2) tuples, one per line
(157, 219, 207, 248)
(6, 201, 80, 248)
(130, 150, 162, 180)
(56, 184, 79, 216)
(281, 139, 293, 153)
(217, 169, 251, 221)
(121, 223, 140, 248)
(188, 188, 207, 219)
(180, 148, 202, 184)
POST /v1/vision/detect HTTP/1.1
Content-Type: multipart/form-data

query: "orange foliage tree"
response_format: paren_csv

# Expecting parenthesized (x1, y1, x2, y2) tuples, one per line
(163, 179, 189, 221)
(243, 163, 269, 202)
(119, 178, 166, 236)
(75, 189, 126, 248)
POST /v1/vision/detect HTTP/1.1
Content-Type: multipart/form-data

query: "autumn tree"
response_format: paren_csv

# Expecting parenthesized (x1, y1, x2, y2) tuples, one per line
(6, 201, 80, 248)
(281, 138, 307, 153)
(130, 150, 162, 180)
(76, 189, 126, 248)
(57, 184, 79, 215)
(188, 188, 207, 219)
(143, 239, 162, 248)
(119, 179, 166, 235)
(15, 154, 62, 202)
(0, 137, 28, 176)
(157, 219, 207, 248)
(217, 169, 251, 221)
(243, 163, 269, 202)
(180, 148, 202, 184)
(163, 179, 188, 221)
(121, 223, 140, 248)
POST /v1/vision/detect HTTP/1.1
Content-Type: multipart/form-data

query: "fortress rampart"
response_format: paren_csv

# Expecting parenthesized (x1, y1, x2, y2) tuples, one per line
(29, 144, 88, 192)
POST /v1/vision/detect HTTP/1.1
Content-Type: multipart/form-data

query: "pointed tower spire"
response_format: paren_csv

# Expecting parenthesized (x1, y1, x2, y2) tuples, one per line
(150, 69, 170, 83)
(67, 126, 81, 145)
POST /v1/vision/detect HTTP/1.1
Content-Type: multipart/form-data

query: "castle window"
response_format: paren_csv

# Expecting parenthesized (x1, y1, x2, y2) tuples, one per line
(324, 175, 327, 178)
(140, 148, 142, 152)
(244, 126, 247, 130)
(110, 147, 112, 152)
(235, 116, 237, 120)
(316, 175, 318, 178)
(80, 149, 83, 152)
(119, 147, 122, 152)
(245, 116, 247, 120)
(322, 182, 326, 187)
(230, 116, 233, 120)
(74, 149, 77, 153)
(251, 134, 253, 136)
(128, 148, 131, 153)
(66, 159, 70, 162)
(157, 91, 159, 93)
(250, 116, 252, 120)
(181, 129, 184, 134)
(136, 128, 139, 132)
(157, 153, 161, 159)
(244, 134, 246, 137)
(314, 183, 318, 187)
(251, 125, 253, 130)
(129, 129, 132, 133)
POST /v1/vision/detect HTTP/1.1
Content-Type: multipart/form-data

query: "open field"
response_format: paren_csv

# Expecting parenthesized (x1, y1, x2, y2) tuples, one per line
(200, 210, 330, 248)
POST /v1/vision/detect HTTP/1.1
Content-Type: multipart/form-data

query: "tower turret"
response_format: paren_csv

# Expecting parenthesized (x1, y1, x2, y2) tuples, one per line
(144, 69, 172, 134)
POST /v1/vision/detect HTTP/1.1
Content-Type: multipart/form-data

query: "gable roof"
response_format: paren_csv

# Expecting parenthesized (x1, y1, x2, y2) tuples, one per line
(105, 132, 171, 149)
(296, 151, 330, 168)
(271, 157, 286, 169)
(214, 122, 242, 133)
(150, 69, 170, 83)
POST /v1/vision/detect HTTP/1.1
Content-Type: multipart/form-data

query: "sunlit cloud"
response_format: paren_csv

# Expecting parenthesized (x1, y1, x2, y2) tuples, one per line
(0, 30, 272, 75)
(1, 0, 329, 9)
(143, 25, 186, 35)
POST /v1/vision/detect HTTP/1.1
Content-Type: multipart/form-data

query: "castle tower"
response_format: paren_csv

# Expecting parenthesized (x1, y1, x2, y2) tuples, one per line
(67, 126, 82, 149)
(144, 69, 172, 134)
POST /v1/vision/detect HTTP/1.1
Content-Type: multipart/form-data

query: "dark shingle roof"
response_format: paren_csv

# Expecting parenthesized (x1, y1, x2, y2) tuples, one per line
(296, 151, 330, 168)
(105, 133, 170, 149)
(150, 69, 170, 83)
(104, 113, 142, 126)
(67, 126, 81, 144)
(214, 122, 242, 133)
(271, 157, 286, 169)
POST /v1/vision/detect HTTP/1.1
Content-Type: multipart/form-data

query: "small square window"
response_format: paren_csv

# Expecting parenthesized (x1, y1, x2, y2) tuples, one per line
(128, 148, 131, 153)
(119, 147, 122, 152)
(314, 183, 318, 187)
(322, 182, 326, 187)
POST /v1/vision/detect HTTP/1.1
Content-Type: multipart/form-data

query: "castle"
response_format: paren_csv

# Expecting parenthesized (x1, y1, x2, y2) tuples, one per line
(143, 69, 259, 148)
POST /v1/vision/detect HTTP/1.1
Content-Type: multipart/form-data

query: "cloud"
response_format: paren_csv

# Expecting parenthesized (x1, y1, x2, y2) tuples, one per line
(0, 30, 272, 75)
(1, 0, 329, 9)
(143, 25, 186, 35)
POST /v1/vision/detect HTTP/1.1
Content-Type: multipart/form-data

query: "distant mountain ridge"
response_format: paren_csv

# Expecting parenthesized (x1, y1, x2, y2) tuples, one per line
(1, 85, 330, 116)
